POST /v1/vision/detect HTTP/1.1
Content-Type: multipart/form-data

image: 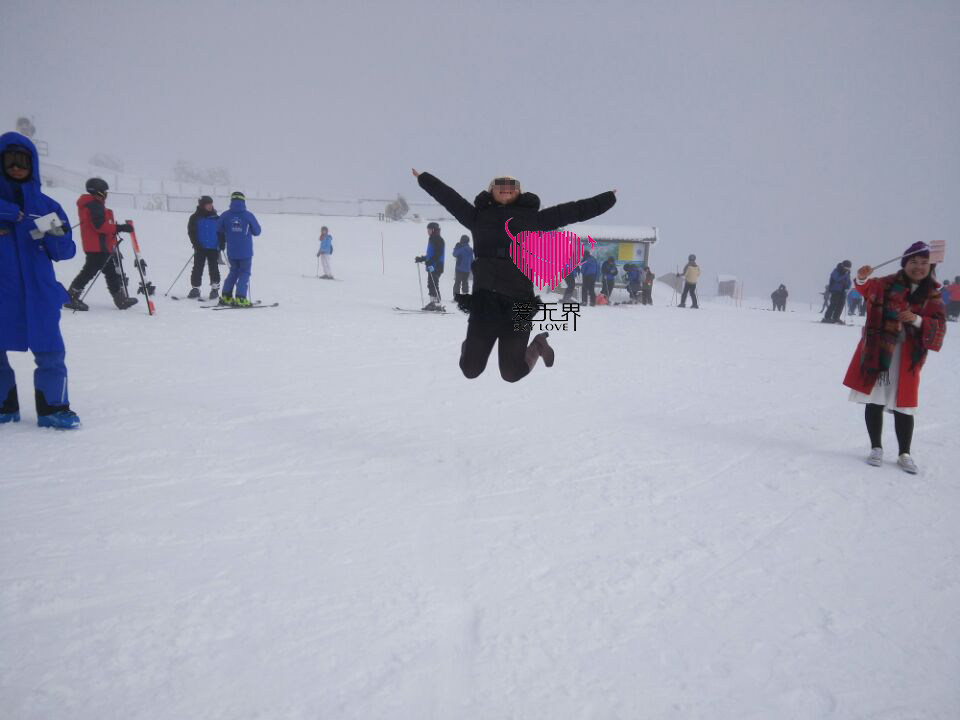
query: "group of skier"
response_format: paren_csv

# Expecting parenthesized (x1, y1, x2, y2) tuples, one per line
(0, 133, 950, 476)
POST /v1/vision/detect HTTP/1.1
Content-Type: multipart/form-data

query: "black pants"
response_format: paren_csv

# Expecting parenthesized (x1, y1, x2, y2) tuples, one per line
(71, 251, 123, 295)
(641, 285, 653, 305)
(191, 248, 221, 287)
(561, 275, 576, 302)
(680, 282, 698, 308)
(865, 403, 914, 455)
(453, 270, 470, 295)
(601, 276, 616, 299)
(426, 268, 443, 301)
(824, 291, 846, 322)
(460, 293, 533, 383)
(581, 276, 597, 306)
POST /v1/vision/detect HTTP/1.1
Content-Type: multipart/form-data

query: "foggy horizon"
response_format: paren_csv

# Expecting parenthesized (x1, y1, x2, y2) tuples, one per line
(3, 0, 958, 301)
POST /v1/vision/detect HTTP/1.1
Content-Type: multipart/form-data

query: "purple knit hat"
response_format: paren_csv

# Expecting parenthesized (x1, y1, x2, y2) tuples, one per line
(901, 241, 930, 267)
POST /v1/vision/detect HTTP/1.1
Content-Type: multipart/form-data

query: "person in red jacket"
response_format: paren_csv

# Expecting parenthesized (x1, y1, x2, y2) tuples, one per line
(63, 178, 137, 310)
(843, 241, 946, 474)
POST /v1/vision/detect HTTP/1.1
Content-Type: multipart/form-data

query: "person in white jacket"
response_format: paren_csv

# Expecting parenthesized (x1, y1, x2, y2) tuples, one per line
(679, 254, 700, 308)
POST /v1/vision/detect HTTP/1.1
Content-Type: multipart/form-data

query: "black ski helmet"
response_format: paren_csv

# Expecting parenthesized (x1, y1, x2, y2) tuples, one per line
(427, 222, 440, 232)
(688, 254, 696, 261)
(86, 177, 109, 196)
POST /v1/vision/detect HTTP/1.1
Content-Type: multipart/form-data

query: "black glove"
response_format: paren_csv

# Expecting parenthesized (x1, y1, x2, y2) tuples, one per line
(116, 223, 134, 233)
(414, 256, 425, 263)
(191, 242, 201, 252)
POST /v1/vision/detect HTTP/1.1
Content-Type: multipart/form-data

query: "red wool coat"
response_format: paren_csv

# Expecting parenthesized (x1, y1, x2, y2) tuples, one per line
(843, 274, 946, 408)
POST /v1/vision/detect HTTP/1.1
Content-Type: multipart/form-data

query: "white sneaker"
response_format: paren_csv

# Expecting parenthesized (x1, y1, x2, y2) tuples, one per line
(897, 454, 919, 474)
(867, 447, 883, 467)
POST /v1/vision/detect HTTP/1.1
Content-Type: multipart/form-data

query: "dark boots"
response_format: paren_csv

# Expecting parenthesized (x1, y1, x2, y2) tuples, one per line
(63, 287, 89, 311)
(112, 292, 138, 310)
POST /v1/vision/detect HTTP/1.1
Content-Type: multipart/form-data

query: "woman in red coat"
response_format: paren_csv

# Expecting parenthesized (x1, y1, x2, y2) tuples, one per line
(843, 242, 946, 474)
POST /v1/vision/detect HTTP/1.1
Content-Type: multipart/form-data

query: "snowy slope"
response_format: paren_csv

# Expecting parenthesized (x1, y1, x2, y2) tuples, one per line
(2, 194, 959, 719)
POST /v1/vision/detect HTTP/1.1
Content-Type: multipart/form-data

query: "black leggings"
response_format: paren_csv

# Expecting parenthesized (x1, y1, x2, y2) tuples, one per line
(459, 292, 533, 383)
(864, 403, 914, 455)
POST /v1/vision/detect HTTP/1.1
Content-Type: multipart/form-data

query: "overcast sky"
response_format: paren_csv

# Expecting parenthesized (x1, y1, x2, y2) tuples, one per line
(3, 0, 958, 300)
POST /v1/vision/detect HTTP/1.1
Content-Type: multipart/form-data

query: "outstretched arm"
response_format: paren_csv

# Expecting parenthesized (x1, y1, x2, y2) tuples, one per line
(413, 169, 478, 229)
(536, 190, 617, 232)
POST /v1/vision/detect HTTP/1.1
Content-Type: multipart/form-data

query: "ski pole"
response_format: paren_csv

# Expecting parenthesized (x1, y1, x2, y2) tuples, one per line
(76, 239, 124, 312)
(164, 253, 194, 296)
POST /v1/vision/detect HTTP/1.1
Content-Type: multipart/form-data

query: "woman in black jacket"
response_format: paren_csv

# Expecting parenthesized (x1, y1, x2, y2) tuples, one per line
(413, 169, 616, 382)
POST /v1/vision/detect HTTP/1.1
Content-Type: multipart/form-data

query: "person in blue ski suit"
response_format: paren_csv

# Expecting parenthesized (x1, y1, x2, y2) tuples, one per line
(451, 234, 473, 296)
(0, 132, 81, 428)
(216, 191, 261, 306)
(624, 263, 642, 301)
(822, 260, 852, 324)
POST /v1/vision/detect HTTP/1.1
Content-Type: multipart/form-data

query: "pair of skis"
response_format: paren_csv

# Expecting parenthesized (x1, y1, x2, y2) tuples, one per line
(122, 221, 156, 315)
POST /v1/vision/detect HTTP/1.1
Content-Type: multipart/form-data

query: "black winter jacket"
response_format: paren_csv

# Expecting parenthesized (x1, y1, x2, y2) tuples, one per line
(417, 172, 615, 300)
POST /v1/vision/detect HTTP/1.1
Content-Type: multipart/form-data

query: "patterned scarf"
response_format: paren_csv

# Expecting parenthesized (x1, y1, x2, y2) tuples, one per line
(860, 271, 944, 383)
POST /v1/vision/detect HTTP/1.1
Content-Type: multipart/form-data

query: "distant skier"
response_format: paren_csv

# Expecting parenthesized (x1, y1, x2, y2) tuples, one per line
(821, 260, 852, 324)
(316, 225, 334, 279)
(624, 263, 642, 302)
(560, 257, 577, 302)
(0, 132, 81, 428)
(217, 191, 261, 307)
(63, 178, 137, 310)
(771, 284, 788, 311)
(579, 250, 599, 306)
(451, 234, 473, 296)
(413, 168, 615, 381)
(678, 254, 700, 308)
(843, 243, 946, 474)
(846, 287, 863, 316)
(641, 266, 655, 305)
(414, 221, 445, 311)
(600, 256, 618, 302)
(947, 276, 960, 320)
(187, 195, 221, 299)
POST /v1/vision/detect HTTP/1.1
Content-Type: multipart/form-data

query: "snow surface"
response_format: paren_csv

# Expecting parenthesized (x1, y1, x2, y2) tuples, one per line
(2, 192, 959, 719)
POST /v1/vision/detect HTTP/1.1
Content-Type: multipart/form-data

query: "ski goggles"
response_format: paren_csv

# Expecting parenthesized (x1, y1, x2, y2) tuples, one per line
(492, 178, 518, 187)
(2, 147, 32, 173)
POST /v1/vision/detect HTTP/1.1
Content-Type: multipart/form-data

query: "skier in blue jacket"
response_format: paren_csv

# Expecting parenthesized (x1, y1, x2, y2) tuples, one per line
(217, 191, 261, 306)
(316, 225, 334, 279)
(187, 195, 221, 299)
(0, 133, 80, 428)
(451, 234, 473, 296)
(414, 221, 445, 310)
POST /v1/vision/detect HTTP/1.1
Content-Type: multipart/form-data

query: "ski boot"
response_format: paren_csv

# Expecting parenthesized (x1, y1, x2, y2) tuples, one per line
(187, 287, 201, 300)
(235, 297, 251, 308)
(209, 285, 220, 300)
(38, 410, 81, 429)
(0, 387, 19, 423)
(218, 293, 234, 306)
(112, 292, 138, 310)
(422, 300, 439, 312)
(63, 287, 89, 311)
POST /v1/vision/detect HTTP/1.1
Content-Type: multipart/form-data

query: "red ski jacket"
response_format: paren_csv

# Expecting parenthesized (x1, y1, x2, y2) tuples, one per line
(77, 193, 119, 253)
